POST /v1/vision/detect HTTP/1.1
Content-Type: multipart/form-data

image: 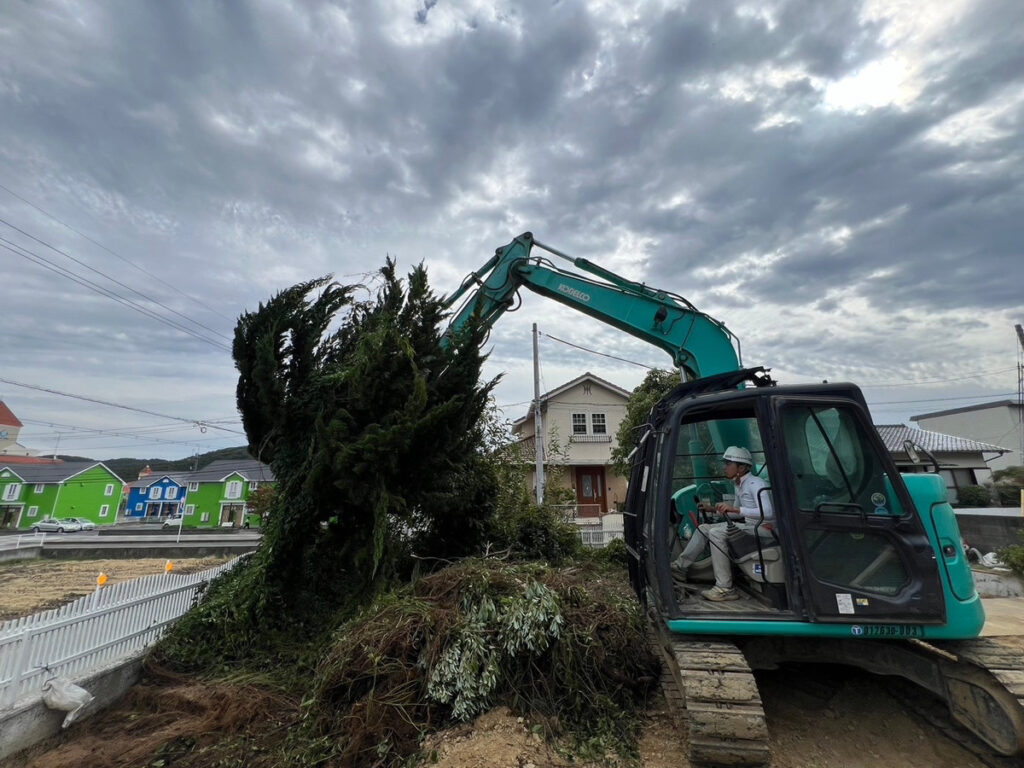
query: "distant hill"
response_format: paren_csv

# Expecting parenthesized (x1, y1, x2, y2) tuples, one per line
(56, 446, 255, 482)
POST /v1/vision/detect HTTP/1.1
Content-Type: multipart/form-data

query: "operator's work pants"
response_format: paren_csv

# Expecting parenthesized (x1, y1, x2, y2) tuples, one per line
(674, 521, 760, 590)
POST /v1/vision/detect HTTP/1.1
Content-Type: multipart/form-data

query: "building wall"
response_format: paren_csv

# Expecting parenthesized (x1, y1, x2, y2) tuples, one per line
(50, 465, 122, 525)
(913, 404, 1021, 471)
(185, 474, 260, 528)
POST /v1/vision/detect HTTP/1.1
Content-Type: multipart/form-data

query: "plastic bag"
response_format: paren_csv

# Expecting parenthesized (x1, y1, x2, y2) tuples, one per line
(41, 676, 94, 728)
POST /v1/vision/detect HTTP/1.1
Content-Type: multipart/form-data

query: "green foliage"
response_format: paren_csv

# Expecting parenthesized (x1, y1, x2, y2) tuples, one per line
(993, 465, 1024, 485)
(584, 536, 630, 568)
(999, 529, 1024, 578)
(956, 484, 991, 507)
(996, 484, 1023, 506)
(487, 504, 582, 564)
(610, 369, 679, 476)
(306, 560, 659, 768)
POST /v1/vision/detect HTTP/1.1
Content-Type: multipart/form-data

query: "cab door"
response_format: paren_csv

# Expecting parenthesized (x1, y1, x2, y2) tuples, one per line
(772, 398, 946, 624)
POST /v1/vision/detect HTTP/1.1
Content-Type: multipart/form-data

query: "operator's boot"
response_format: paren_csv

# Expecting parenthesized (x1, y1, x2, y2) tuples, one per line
(701, 585, 739, 602)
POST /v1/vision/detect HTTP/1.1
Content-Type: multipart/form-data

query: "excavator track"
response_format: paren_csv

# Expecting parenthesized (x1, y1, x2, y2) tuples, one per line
(657, 635, 771, 767)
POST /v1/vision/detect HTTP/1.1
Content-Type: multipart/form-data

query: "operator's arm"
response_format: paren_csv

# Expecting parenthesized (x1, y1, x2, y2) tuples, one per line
(738, 476, 773, 521)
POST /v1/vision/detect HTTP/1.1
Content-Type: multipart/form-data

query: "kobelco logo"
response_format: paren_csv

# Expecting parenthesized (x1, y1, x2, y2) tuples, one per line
(558, 284, 591, 302)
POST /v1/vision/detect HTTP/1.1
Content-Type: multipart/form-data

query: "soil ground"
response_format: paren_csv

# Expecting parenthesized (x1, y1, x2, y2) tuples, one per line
(0, 557, 231, 621)
(6, 664, 994, 768)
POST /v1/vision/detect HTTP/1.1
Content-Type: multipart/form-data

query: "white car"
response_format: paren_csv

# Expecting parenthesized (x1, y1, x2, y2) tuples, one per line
(31, 517, 82, 533)
(63, 517, 96, 531)
(162, 516, 185, 529)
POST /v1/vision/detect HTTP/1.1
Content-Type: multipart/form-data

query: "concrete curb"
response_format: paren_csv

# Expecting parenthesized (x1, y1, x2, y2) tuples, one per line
(0, 652, 145, 761)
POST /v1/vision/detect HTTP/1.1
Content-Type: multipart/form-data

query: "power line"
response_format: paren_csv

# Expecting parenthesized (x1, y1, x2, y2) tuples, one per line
(858, 367, 1018, 388)
(0, 376, 245, 435)
(0, 237, 232, 352)
(541, 332, 657, 369)
(0, 218, 232, 347)
(0, 181, 237, 323)
(868, 392, 1017, 406)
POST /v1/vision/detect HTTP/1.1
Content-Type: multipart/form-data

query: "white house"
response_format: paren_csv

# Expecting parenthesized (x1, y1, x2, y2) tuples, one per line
(510, 372, 631, 522)
(910, 401, 1021, 472)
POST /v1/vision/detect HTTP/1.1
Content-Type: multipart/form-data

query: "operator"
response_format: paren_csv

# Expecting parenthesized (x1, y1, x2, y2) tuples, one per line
(671, 446, 774, 602)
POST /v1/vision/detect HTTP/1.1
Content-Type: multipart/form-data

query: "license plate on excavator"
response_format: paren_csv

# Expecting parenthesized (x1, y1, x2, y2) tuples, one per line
(851, 624, 924, 638)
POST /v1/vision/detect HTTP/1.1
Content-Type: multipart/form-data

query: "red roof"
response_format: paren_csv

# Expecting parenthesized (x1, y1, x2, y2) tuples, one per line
(0, 401, 23, 428)
(0, 455, 62, 465)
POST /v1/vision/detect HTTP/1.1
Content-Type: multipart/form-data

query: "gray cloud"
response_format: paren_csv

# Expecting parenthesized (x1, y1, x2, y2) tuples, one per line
(1, 0, 1021, 458)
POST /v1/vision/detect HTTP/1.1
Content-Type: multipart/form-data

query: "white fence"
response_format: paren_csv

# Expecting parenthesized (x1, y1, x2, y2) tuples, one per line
(579, 529, 624, 549)
(0, 533, 46, 551)
(0, 555, 246, 710)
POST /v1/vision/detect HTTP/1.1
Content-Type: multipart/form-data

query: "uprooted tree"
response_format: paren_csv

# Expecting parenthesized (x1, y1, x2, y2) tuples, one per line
(165, 260, 500, 658)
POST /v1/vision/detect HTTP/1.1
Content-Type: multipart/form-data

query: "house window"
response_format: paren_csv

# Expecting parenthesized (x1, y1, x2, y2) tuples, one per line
(186, 504, 196, 516)
(99, 505, 110, 518)
(248, 481, 258, 491)
(591, 413, 607, 434)
(104, 484, 114, 496)
(135, 503, 143, 511)
(165, 487, 179, 500)
(201, 512, 210, 523)
(27, 506, 39, 518)
(34, 484, 44, 493)
(225, 481, 243, 499)
(2, 483, 20, 502)
(188, 482, 198, 492)
(572, 413, 587, 435)
(148, 486, 162, 500)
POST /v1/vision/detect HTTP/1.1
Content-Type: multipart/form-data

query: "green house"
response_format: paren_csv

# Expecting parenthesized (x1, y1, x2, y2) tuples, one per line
(0, 461, 125, 529)
(179, 459, 274, 529)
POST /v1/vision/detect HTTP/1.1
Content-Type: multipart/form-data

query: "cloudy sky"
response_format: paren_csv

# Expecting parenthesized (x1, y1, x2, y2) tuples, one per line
(1, 0, 1021, 462)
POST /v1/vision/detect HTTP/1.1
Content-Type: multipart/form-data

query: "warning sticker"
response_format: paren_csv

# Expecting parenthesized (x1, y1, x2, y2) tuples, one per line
(836, 593, 855, 614)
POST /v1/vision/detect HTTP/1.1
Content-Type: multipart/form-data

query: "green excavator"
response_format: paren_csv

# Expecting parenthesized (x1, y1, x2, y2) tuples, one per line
(443, 232, 1024, 765)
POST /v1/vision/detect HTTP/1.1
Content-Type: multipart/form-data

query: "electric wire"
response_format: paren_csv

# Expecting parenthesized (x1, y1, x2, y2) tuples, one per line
(0, 237, 232, 352)
(0, 213, 232, 342)
(0, 376, 245, 435)
(0, 181, 237, 324)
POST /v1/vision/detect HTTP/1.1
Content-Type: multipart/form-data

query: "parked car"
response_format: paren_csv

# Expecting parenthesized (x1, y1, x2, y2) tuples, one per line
(31, 517, 82, 533)
(161, 516, 184, 529)
(63, 517, 96, 531)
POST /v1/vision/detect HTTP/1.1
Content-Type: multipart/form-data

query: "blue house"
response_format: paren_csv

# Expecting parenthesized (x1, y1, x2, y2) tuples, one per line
(124, 474, 188, 520)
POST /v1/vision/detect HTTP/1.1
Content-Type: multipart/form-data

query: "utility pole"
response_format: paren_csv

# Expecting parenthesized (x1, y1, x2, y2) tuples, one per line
(1015, 324, 1024, 465)
(532, 323, 546, 505)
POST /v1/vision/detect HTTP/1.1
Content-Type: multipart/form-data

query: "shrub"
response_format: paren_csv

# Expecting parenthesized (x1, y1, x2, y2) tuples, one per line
(955, 485, 990, 507)
(999, 530, 1024, 578)
(487, 503, 582, 564)
(996, 484, 1023, 507)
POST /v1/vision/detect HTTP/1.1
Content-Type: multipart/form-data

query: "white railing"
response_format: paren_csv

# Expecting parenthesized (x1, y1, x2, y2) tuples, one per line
(0, 533, 46, 551)
(553, 503, 604, 522)
(0, 554, 247, 710)
(579, 529, 624, 549)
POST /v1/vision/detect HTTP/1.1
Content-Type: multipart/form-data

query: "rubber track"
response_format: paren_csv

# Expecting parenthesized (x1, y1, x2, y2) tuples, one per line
(940, 636, 1024, 716)
(662, 638, 771, 767)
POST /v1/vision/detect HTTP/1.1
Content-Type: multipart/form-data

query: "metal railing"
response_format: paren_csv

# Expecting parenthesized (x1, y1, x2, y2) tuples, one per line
(0, 532, 46, 551)
(0, 554, 247, 710)
(579, 529, 624, 549)
(553, 503, 605, 522)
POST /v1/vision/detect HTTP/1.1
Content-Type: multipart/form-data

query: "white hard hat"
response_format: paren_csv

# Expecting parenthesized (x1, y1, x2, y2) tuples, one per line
(722, 446, 753, 466)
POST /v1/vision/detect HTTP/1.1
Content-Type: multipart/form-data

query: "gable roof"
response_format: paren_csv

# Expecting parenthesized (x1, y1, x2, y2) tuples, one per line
(0, 402, 23, 428)
(186, 459, 275, 483)
(126, 473, 189, 489)
(910, 400, 1020, 421)
(875, 424, 1011, 455)
(0, 461, 124, 484)
(513, 372, 632, 425)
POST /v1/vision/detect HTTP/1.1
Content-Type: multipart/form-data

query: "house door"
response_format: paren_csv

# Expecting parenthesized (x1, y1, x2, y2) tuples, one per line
(0, 505, 20, 529)
(574, 467, 607, 518)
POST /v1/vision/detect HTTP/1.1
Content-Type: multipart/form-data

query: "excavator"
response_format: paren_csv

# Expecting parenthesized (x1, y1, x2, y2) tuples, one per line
(443, 232, 1024, 766)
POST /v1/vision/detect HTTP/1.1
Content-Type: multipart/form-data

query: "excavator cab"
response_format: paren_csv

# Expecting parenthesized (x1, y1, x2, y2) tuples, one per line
(627, 375, 964, 633)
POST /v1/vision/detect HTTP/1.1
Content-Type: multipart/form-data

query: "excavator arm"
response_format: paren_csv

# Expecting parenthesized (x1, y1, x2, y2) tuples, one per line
(442, 232, 741, 380)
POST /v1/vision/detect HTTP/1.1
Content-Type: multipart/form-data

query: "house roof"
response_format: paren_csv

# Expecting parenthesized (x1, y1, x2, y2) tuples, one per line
(910, 400, 1020, 421)
(875, 424, 1011, 455)
(0, 402, 23, 428)
(0, 455, 62, 465)
(513, 372, 631, 425)
(126, 473, 189, 489)
(186, 459, 275, 483)
(0, 461, 123, 484)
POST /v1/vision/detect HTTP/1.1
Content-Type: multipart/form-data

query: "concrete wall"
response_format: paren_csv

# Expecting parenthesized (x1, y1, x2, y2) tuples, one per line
(955, 512, 1024, 553)
(0, 653, 144, 761)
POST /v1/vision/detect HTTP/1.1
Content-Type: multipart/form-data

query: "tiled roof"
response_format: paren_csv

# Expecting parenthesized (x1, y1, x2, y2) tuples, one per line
(0, 461, 121, 484)
(0, 455, 63, 465)
(875, 424, 1011, 455)
(126, 473, 190, 489)
(513, 372, 631, 425)
(0, 401, 23, 428)
(185, 459, 275, 483)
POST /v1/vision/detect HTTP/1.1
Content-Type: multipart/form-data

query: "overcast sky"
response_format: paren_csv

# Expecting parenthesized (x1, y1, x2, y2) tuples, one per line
(1, 0, 1022, 463)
